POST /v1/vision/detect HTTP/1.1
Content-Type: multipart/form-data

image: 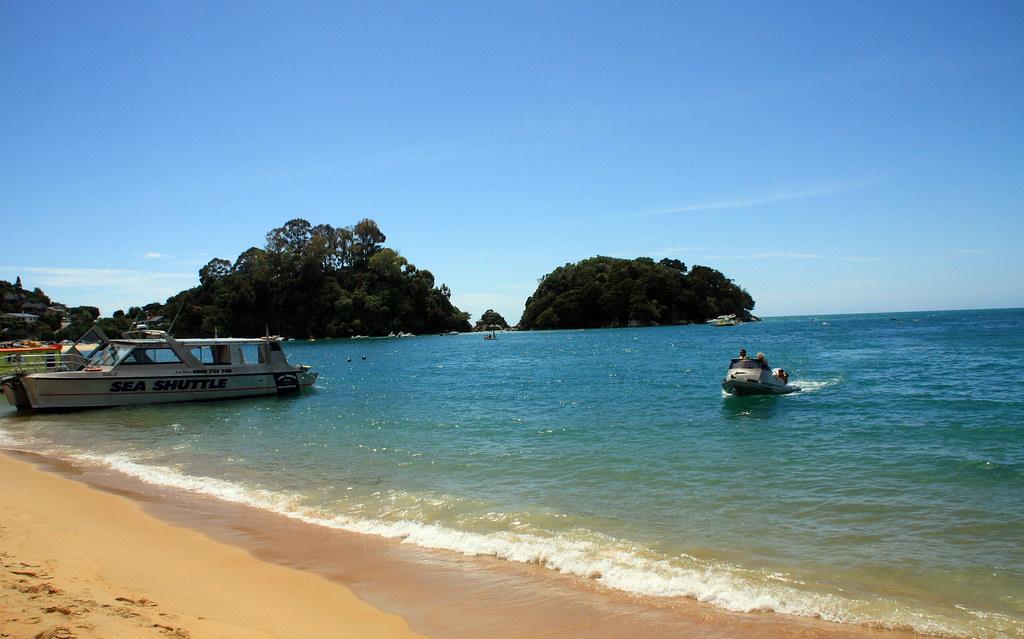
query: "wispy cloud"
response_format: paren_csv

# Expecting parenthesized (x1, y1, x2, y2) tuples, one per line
(6, 266, 193, 288)
(706, 251, 825, 260)
(1, 266, 196, 315)
(144, 252, 171, 259)
(704, 251, 885, 262)
(621, 178, 879, 219)
(840, 255, 886, 262)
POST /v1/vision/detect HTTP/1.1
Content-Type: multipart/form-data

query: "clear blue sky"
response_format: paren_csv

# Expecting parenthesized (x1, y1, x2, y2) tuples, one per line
(3, 1, 1022, 323)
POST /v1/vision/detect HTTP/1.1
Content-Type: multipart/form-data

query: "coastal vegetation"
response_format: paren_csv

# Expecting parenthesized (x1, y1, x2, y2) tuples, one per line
(518, 256, 754, 330)
(140, 218, 473, 338)
(474, 309, 510, 331)
(5, 232, 753, 341)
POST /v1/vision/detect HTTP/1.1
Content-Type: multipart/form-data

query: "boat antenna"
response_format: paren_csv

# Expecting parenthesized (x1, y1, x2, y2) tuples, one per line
(166, 303, 184, 335)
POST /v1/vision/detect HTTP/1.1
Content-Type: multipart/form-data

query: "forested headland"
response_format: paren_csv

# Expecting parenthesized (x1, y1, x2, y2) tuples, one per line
(7, 227, 756, 341)
(120, 219, 472, 338)
(518, 256, 754, 330)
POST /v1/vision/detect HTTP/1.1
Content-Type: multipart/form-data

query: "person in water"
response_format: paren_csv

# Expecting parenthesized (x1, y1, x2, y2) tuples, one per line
(738, 348, 748, 359)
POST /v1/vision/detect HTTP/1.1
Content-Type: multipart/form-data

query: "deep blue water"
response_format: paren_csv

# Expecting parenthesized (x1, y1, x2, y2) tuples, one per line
(3, 309, 1022, 637)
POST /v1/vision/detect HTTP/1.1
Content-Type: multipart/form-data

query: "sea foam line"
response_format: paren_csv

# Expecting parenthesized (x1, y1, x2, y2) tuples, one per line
(0, 428, 19, 448)
(70, 452, 979, 638)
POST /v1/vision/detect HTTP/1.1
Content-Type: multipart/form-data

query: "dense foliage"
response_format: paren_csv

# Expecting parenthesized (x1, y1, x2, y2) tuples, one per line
(518, 256, 754, 330)
(136, 218, 471, 338)
(475, 309, 509, 331)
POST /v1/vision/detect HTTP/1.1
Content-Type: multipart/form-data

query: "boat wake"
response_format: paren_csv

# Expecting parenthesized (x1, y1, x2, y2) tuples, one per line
(790, 378, 837, 393)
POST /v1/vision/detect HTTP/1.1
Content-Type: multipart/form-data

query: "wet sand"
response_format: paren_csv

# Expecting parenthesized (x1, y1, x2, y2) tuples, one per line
(0, 451, 424, 639)
(1, 450, 924, 639)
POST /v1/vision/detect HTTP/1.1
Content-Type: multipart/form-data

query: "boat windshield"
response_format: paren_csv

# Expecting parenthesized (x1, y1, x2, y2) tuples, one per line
(729, 359, 766, 370)
(87, 344, 135, 367)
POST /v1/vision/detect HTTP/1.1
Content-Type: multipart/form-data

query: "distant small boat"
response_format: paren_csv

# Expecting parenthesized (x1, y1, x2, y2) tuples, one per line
(709, 314, 742, 326)
(722, 358, 799, 395)
(484, 331, 497, 340)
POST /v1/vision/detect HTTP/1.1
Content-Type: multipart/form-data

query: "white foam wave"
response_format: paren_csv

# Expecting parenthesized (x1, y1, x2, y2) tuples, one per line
(70, 451, 976, 637)
(0, 428, 20, 448)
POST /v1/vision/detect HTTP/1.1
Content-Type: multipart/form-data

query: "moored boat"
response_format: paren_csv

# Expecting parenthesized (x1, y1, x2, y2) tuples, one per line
(721, 358, 799, 395)
(709, 314, 742, 326)
(1, 329, 318, 410)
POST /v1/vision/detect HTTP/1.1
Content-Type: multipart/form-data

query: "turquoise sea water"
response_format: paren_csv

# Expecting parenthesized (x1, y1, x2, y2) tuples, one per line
(2, 309, 1023, 637)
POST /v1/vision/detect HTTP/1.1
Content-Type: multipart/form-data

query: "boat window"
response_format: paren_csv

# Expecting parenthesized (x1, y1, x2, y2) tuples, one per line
(190, 346, 217, 365)
(191, 345, 234, 365)
(213, 345, 232, 364)
(729, 360, 763, 370)
(120, 347, 183, 365)
(87, 344, 134, 367)
(238, 343, 264, 364)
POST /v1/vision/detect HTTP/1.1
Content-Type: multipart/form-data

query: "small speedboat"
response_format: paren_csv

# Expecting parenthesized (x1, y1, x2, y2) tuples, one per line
(722, 359, 799, 396)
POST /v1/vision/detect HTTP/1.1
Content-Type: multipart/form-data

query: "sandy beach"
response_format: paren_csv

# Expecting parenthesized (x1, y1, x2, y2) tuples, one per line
(0, 451, 425, 639)
(0, 448, 935, 639)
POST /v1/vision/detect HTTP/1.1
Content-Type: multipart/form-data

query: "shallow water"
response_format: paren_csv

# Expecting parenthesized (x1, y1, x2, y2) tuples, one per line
(3, 309, 1023, 638)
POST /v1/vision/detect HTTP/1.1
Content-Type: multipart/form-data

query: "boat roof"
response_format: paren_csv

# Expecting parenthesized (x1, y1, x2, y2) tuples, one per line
(106, 337, 281, 345)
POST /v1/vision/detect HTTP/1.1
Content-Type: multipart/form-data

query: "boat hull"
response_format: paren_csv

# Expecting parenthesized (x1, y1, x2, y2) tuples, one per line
(722, 378, 798, 396)
(2, 370, 317, 410)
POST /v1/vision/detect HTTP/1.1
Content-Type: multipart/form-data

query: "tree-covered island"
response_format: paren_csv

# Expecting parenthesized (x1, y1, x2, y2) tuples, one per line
(474, 309, 510, 331)
(6, 228, 756, 341)
(518, 256, 754, 330)
(138, 218, 472, 338)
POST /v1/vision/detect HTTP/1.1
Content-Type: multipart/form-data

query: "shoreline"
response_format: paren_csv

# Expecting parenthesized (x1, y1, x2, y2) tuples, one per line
(0, 449, 427, 639)
(1, 447, 928, 639)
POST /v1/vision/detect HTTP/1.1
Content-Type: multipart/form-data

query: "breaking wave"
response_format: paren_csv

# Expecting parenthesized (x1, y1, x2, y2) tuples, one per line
(66, 451, 994, 638)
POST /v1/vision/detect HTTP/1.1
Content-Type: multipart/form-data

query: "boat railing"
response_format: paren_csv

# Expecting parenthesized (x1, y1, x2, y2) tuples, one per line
(0, 352, 79, 374)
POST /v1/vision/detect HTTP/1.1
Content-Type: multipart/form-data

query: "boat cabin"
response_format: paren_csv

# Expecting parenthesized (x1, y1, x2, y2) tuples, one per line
(84, 336, 290, 371)
(728, 358, 770, 371)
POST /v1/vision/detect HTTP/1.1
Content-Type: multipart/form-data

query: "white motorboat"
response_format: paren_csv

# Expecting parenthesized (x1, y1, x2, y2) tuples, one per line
(721, 358, 799, 396)
(709, 314, 742, 326)
(1, 328, 318, 410)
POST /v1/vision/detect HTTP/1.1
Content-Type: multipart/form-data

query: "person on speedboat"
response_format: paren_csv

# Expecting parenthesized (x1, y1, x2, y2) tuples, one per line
(776, 368, 789, 384)
(738, 348, 748, 359)
(756, 352, 769, 368)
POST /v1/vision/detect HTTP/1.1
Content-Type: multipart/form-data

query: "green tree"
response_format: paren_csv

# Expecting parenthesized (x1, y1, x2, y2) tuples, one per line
(519, 256, 754, 330)
(137, 218, 471, 338)
(475, 309, 509, 330)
